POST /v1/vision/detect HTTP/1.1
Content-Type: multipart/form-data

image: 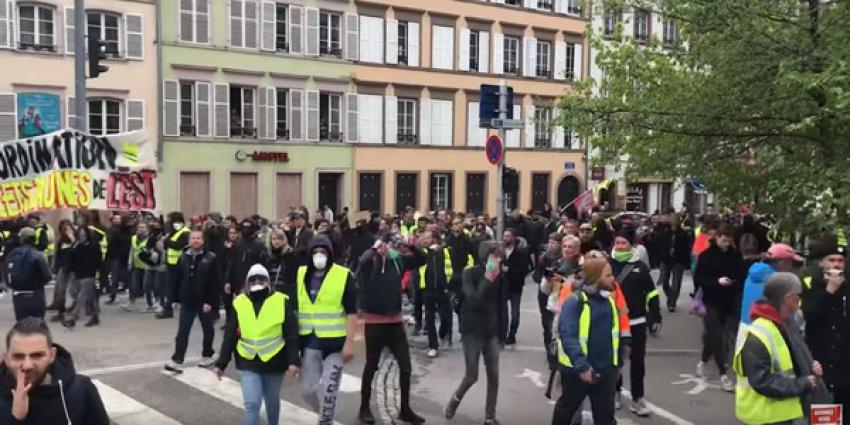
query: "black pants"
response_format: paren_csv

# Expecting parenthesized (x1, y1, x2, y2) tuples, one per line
(701, 305, 737, 375)
(552, 369, 618, 425)
(360, 323, 413, 412)
(424, 291, 452, 349)
(453, 335, 500, 419)
(538, 290, 556, 366)
(164, 265, 179, 315)
(171, 303, 215, 363)
(413, 288, 423, 331)
(617, 323, 647, 400)
(506, 290, 523, 341)
(13, 290, 46, 321)
(659, 262, 685, 309)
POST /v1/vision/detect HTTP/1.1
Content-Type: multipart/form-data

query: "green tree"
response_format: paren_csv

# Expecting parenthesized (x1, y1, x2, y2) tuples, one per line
(560, 0, 850, 233)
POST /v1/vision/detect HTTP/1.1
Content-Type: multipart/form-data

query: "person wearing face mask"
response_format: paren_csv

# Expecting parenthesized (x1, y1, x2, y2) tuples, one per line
(356, 234, 427, 424)
(214, 264, 300, 425)
(157, 212, 190, 319)
(224, 220, 271, 326)
(296, 236, 358, 424)
(445, 243, 505, 425)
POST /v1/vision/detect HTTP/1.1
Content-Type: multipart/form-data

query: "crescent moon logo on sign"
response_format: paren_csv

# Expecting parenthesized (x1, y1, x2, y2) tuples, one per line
(235, 150, 248, 161)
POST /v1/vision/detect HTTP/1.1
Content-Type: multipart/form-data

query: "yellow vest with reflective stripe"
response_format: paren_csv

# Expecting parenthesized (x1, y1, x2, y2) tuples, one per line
(732, 317, 804, 425)
(130, 235, 148, 270)
(400, 223, 418, 237)
(89, 226, 107, 260)
(35, 227, 55, 256)
(558, 290, 620, 368)
(418, 248, 455, 289)
(166, 228, 189, 266)
(297, 264, 349, 338)
(234, 292, 287, 362)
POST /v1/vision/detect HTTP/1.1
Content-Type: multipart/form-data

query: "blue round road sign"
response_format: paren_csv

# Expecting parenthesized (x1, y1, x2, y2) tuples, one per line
(485, 135, 504, 165)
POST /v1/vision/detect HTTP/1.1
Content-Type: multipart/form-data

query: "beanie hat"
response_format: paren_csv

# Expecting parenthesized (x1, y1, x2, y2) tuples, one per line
(614, 226, 635, 245)
(246, 264, 270, 282)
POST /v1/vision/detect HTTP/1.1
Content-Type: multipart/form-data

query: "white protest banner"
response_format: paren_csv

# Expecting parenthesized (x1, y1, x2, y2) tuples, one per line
(0, 129, 159, 219)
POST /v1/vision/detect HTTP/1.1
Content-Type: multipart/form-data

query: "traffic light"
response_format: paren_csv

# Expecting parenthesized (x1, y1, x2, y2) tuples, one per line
(88, 37, 109, 78)
(503, 167, 518, 192)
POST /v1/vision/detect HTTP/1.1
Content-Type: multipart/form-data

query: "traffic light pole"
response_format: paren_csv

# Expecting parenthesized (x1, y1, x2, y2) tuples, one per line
(496, 81, 508, 242)
(74, 0, 87, 132)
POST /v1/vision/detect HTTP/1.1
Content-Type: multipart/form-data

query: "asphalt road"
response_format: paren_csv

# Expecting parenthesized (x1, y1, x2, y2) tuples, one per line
(0, 272, 739, 425)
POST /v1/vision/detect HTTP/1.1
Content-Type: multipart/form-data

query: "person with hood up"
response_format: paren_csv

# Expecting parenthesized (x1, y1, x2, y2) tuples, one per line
(0, 317, 108, 424)
(609, 227, 661, 416)
(265, 230, 296, 296)
(214, 264, 300, 425)
(295, 236, 357, 424)
(733, 273, 828, 425)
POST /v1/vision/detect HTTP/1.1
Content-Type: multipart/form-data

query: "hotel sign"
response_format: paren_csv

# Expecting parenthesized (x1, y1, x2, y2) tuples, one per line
(235, 150, 289, 163)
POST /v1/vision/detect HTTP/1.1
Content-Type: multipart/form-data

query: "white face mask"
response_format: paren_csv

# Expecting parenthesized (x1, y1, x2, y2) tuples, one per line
(249, 284, 267, 292)
(313, 253, 328, 270)
(173, 222, 184, 231)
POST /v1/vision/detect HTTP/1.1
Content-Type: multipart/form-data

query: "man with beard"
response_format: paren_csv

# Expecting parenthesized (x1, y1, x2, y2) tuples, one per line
(343, 212, 376, 273)
(224, 219, 270, 325)
(0, 318, 108, 423)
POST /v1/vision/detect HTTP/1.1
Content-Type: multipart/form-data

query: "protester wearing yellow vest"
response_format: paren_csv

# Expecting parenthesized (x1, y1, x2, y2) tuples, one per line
(157, 212, 189, 319)
(296, 236, 357, 425)
(417, 230, 457, 358)
(121, 222, 150, 313)
(551, 257, 626, 425)
(734, 273, 825, 425)
(214, 264, 300, 425)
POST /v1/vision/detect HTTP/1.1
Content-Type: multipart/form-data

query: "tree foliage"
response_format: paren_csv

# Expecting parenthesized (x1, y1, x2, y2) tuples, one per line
(560, 0, 850, 232)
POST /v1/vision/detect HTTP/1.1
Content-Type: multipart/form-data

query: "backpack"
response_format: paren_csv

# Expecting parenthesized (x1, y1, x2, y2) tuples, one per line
(5, 248, 37, 290)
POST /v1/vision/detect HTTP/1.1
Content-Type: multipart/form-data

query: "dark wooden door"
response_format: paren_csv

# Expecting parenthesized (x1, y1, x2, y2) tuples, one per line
(466, 173, 485, 215)
(532, 173, 549, 212)
(396, 173, 417, 214)
(358, 173, 381, 212)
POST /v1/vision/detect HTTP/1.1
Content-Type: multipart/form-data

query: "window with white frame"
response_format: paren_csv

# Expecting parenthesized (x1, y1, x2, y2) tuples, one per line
(87, 11, 120, 56)
(430, 173, 452, 211)
(603, 8, 621, 37)
(663, 19, 678, 45)
(319, 11, 341, 57)
(276, 88, 288, 139)
(179, 82, 195, 136)
(634, 9, 650, 42)
(17, 4, 54, 51)
(275, 4, 288, 51)
(505, 0, 521, 5)
(534, 107, 552, 148)
(320, 92, 342, 141)
(536, 0, 553, 12)
(397, 98, 417, 143)
(469, 30, 480, 71)
(88, 98, 121, 135)
(179, 0, 209, 43)
(229, 86, 256, 138)
(563, 125, 574, 149)
(229, 0, 257, 48)
(566, 0, 581, 15)
(564, 43, 575, 80)
(398, 21, 408, 65)
(504, 36, 520, 75)
(536, 40, 551, 78)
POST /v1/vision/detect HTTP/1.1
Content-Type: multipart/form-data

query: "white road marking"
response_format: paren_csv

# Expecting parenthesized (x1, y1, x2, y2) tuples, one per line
(621, 389, 697, 425)
(82, 358, 202, 376)
(93, 380, 181, 425)
(339, 370, 361, 393)
(515, 368, 547, 388)
(162, 366, 344, 425)
(671, 373, 721, 395)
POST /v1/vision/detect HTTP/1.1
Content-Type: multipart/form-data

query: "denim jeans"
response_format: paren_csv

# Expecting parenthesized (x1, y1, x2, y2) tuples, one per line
(239, 369, 284, 425)
(452, 335, 500, 419)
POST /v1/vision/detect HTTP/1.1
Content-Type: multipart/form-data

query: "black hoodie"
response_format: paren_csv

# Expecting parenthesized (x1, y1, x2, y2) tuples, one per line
(0, 344, 108, 425)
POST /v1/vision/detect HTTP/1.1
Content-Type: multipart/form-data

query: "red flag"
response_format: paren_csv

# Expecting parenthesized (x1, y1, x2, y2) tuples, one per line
(573, 189, 594, 217)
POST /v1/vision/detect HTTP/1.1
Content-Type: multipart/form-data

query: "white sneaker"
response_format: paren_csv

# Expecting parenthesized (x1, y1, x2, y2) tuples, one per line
(154, 305, 164, 314)
(720, 374, 735, 392)
(198, 356, 217, 368)
(629, 399, 651, 417)
(696, 361, 707, 378)
(615, 392, 622, 410)
(427, 349, 438, 358)
(164, 361, 184, 372)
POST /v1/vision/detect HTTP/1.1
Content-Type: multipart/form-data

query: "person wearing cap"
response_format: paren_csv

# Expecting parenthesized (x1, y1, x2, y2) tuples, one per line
(157, 212, 190, 319)
(285, 211, 315, 262)
(4, 227, 52, 320)
(609, 226, 660, 417)
(733, 273, 826, 425)
(801, 239, 850, 415)
(739, 243, 801, 329)
(214, 264, 300, 425)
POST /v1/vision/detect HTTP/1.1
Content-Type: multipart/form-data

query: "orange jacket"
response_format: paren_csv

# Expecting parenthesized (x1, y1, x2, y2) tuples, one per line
(557, 281, 631, 339)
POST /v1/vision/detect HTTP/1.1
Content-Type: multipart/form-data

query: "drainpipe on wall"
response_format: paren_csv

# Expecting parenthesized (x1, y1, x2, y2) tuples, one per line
(155, 0, 163, 162)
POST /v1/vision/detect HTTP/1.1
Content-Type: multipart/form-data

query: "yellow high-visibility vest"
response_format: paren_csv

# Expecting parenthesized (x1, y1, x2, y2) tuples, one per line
(296, 264, 349, 338)
(166, 227, 189, 266)
(130, 235, 149, 270)
(418, 247, 466, 289)
(732, 317, 804, 425)
(88, 226, 107, 260)
(234, 292, 287, 362)
(558, 291, 620, 368)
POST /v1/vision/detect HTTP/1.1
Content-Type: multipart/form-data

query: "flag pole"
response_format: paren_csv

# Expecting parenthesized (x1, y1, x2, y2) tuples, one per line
(559, 189, 593, 214)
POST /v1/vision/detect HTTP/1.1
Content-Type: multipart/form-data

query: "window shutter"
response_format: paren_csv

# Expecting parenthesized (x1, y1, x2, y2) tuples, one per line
(356, 95, 380, 143)
(63, 7, 74, 54)
(651, 13, 663, 42)
(523, 37, 536, 77)
(0, 1, 11, 49)
(458, 28, 470, 72)
(245, 0, 258, 48)
(289, 89, 303, 140)
(66, 96, 77, 129)
(124, 14, 144, 59)
(213, 83, 230, 138)
(478, 31, 489, 73)
(431, 100, 452, 146)
(573, 43, 583, 80)
(126, 99, 145, 131)
(230, 0, 243, 47)
(346, 93, 358, 142)
(523, 0, 536, 9)
(260, 1, 275, 51)
(385, 19, 398, 64)
(385, 96, 397, 144)
(258, 87, 267, 139)
(195, 81, 211, 137)
(0, 93, 16, 140)
(552, 108, 564, 148)
(359, 16, 383, 64)
(492, 33, 503, 75)
(555, 0, 565, 14)
(305, 7, 318, 56)
(266, 87, 276, 140)
(467, 102, 487, 147)
(344, 13, 358, 60)
(492, 0, 504, 4)
(419, 98, 431, 145)
(554, 40, 566, 80)
(407, 22, 419, 67)
(432, 26, 454, 70)
(197, 0, 210, 44)
(507, 104, 521, 147)
(305, 90, 319, 141)
(163, 80, 179, 137)
(288, 5, 302, 54)
(524, 105, 536, 147)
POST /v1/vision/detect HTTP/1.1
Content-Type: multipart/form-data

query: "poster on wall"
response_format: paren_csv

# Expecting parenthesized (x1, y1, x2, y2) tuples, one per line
(16, 93, 61, 138)
(0, 129, 159, 219)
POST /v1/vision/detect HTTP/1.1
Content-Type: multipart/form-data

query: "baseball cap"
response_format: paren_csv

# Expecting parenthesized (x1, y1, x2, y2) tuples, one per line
(767, 243, 803, 262)
(246, 264, 270, 281)
(18, 227, 36, 241)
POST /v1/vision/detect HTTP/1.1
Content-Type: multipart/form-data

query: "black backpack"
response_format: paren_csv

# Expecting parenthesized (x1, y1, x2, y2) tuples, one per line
(5, 248, 37, 290)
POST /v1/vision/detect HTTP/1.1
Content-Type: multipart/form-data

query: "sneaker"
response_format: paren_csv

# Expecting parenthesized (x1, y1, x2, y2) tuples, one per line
(668, 305, 676, 313)
(155, 312, 173, 319)
(427, 349, 438, 358)
(198, 356, 217, 368)
(615, 392, 622, 410)
(358, 406, 376, 424)
(629, 399, 651, 417)
(145, 305, 157, 313)
(484, 419, 501, 425)
(720, 374, 735, 392)
(445, 395, 461, 419)
(696, 361, 707, 378)
(153, 305, 164, 314)
(398, 408, 424, 424)
(83, 316, 100, 327)
(441, 336, 453, 348)
(505, 336, 517, 346)
(120, 302, 136, 312)
(164, 361, 184, 372)
(49, 314, 64, 323)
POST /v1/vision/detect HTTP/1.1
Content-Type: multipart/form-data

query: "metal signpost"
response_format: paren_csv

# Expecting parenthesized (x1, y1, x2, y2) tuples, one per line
(74, 0, 87, 131)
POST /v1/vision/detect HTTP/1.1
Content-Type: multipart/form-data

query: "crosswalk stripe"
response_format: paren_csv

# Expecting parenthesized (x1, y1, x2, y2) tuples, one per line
(162, 367, 343, 425)
(93, 380, 181, 425)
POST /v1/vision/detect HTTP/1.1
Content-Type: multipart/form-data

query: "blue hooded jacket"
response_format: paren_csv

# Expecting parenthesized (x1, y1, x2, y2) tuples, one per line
(738, 261, 776, 325)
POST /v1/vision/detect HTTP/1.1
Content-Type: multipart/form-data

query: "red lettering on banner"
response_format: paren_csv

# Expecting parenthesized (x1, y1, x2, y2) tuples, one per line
(106, 170, 157, 210)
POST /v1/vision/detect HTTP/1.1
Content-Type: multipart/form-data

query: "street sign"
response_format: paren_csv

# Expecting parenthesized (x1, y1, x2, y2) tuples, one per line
(489, 118, 524, 129)
(811, 404, 842, 425)
(479, 84, 514, 124)
(564, 161, 576, 171)
(485, 135, 504, 165)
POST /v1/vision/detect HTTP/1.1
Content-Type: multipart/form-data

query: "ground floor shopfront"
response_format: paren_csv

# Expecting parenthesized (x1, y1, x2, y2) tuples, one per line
(589, 166, 711, 215)
(353, 146, 586, 216)
(158, 141, 353, 220)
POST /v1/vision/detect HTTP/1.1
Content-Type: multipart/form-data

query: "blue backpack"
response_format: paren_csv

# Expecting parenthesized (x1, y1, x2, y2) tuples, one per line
(4, 248, 37, 290)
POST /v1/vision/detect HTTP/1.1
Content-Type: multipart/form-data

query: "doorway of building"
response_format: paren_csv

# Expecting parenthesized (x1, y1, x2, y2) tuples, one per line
(318, 172, 342, 215)
(557, 176, 580, 211)
(396, 173, 418, 214)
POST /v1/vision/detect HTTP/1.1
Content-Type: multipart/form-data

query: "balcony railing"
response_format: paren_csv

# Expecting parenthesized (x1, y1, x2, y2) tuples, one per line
(276, 41, 289, 52)
(231, 126, 257, 138)
(397, 132, 418, 144)
(534, 137, 552, 148)
(276, 127, 289, 139)
(319, 45, 343, 57)
(469, 59, 479, 71)
(504, 64, 519, 75)
(320, 127, 343, 141)
(179, 124, 196, 136)
(18, 42, 55, 52)
(536, 66, 551, 79)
